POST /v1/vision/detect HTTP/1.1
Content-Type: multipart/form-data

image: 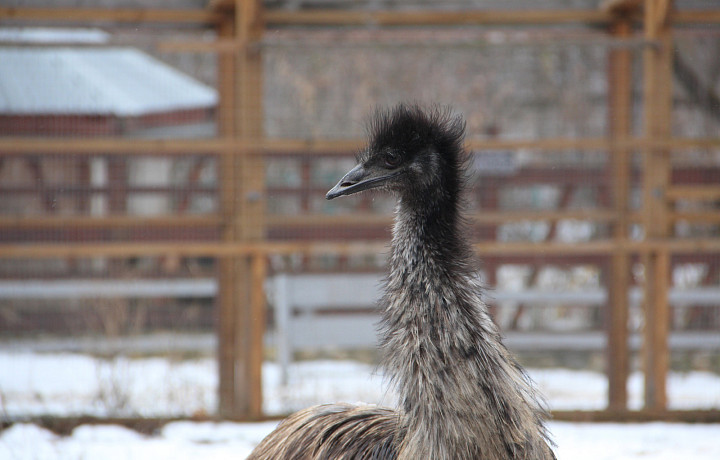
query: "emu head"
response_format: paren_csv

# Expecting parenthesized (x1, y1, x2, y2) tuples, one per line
(326, 104, 466, 202)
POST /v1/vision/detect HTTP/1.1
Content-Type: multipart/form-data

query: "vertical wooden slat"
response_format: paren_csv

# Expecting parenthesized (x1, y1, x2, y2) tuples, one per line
(216, 15, 239, 418)
(216, 0, 266, 420)
(236, 0, 266, 241)
(641, 0, 674, 411)
(249, 252, 268, 418)
(644, 249, 671, 408)
(607, 17, 633, 411)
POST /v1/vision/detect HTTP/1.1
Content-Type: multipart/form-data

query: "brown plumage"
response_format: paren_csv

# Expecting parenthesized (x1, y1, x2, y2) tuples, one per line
(248, 105, 555, 460)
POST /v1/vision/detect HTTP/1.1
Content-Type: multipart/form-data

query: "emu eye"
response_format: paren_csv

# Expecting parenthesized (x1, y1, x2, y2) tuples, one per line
(384, 151, 401, 168)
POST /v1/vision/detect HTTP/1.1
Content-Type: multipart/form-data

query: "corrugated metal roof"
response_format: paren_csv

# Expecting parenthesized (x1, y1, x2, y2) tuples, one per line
(0, 47, 217, 116)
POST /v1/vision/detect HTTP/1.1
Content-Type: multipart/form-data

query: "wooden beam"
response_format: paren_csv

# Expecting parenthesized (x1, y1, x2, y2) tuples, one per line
(641, 0, 674, 412)
(254, 138, 361, 154)
(475, 238, 720, 254)
(666, 137, 720, 149)
(1, 6, 718, 28)
(0, 241, 379, 259)
(264, 7, 720, 27)
(264, 209, 621, 228)
(672, 9, 720, 24)
(156, 39, 239, 53)
(216, 12, 239, 420)
(668, 211, 720, 223)
(0, 215, 221, 229)
(0, 138, 235, 155)
(0, 241, 604, 260)
(2, 136, 720, 156)
(551, 409, 720, 423)
(1, 238, 720, 259)
(0, 7, 221, 24)
(475, 210, 620, 224)
(154, 35, 659, 54)
(265, 214, 391, 227)
(230, 0, 267, 421)
(665, 186, 720, 201)
(653, 238, 720, 253)
(248, 253, 268, 419)
(212, 0, 268, 421)
(263, 9, 613, 26)
(606, 16, 633, 411)
(8, 409, 720, 434)
(474, 240, 618, 255)
(236, 0, 266, 242)
(0, 210, 638, 231)
(643, 250, 671, 409)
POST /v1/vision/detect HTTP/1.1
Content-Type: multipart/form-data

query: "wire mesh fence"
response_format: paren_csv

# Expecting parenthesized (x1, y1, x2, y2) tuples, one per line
(0, 5, 719, 422)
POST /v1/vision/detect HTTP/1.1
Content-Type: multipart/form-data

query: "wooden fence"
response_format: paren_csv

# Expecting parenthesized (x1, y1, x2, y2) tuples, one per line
(1, 0, 720, 421)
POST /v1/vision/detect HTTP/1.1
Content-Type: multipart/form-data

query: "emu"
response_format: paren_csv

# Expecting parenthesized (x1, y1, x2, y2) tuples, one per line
(248, 105, 555, 459)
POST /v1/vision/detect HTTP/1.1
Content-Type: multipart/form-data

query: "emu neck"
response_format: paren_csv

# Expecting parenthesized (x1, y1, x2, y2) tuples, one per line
(394, 188, 466, 265)
(382, 189, 547, 459)
(390, 186, 471, 309)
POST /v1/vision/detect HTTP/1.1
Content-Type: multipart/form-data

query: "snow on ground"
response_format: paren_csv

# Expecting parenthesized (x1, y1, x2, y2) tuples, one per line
(0, 352, 216, 417)
(1, 351, 719, 459)
(2, 419, 720, 460)
(0, 421, 275, 460)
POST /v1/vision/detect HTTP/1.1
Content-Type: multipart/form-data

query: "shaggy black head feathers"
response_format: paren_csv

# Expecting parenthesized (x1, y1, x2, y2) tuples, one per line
(364, 104, 466, 165)
(355, 104, 468, 207)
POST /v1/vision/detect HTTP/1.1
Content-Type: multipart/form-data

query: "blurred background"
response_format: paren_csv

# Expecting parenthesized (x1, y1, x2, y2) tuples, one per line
(1, 0, 719, 435)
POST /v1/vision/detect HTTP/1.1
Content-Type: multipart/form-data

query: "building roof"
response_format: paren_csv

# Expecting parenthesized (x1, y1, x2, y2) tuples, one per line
(0, 47, 217, 116)
(0, 27, 110, 44)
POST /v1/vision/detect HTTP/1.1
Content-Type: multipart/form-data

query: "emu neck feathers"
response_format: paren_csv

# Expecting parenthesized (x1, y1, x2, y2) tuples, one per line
(381, 191, 551, 460)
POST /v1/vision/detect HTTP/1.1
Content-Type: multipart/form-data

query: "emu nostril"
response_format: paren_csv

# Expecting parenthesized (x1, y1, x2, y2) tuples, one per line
(340, 181, 356, 187)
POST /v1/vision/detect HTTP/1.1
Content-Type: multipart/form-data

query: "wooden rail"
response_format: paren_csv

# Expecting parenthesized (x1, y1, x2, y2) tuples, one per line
(0, 7, 222, 24)
(1, 136, 719, 155)
(1, 239, 720, 259)
(0, 215, 223, 229)
(3, 6, 719, 27)
(5, 408, 720, 435)
(666, 186, 720, 202)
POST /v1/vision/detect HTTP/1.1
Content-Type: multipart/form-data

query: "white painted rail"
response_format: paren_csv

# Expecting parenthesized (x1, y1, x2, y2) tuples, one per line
(0, 279, 216, 299)
(267, 273, 720, 384)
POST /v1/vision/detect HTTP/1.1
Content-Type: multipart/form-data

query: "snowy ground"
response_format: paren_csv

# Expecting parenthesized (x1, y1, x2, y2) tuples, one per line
(1, 351, 719, 459)
(4, 419, 720, 460)
(2, 352, 719, 417)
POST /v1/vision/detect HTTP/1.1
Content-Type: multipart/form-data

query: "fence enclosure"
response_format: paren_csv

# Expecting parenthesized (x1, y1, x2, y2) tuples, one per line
(1, 0, 720, 422)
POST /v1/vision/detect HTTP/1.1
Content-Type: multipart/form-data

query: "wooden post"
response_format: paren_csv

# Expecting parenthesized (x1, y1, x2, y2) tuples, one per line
(216, 0, 267, 420)
(644, 249, 671, 408)
(641, 0, 673, 410)
(216, 14, 239, 418)
(607, 16, 633, 411)
(236, 0, 266, 240)
(249, 252, 268, 417)
(235, 0, 266, 420)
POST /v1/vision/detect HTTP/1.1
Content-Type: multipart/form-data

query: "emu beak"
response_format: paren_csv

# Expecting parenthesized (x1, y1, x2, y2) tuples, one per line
(326, 163, 399, 200)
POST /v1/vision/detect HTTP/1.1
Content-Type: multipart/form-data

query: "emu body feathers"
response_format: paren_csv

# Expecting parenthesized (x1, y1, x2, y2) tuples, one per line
(249, 404, 402, 459)
(248, 105, 555, 460)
